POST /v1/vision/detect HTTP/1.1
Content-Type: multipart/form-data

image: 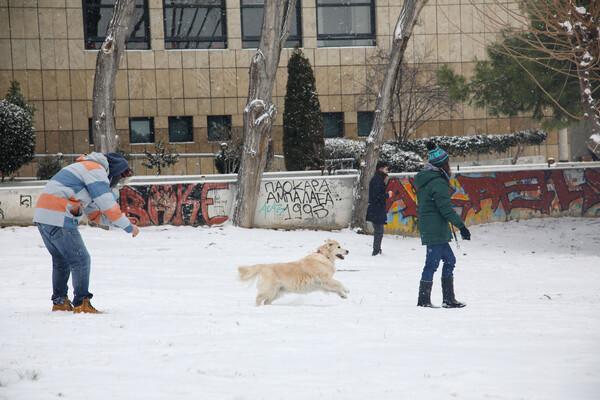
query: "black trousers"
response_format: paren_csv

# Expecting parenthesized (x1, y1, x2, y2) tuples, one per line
(372, 223, 384, 252)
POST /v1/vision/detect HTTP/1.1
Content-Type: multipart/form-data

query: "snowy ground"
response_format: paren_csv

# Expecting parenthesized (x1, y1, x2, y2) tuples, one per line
(0, 217, 599, 400)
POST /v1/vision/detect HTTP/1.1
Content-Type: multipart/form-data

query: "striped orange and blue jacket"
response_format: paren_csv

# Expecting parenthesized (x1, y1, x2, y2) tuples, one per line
(33, 152, 134, 233)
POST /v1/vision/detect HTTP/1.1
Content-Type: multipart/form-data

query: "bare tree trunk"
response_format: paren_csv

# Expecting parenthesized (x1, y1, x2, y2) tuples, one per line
(350, 0, 428, 232)
(231, 0, 297, 228)
(91, 0, 136, 154)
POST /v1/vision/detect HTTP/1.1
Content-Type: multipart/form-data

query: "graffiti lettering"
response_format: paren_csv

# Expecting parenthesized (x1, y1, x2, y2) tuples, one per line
(120, 183, 231, 227)
(258, 203, 288, 218)
(20, 195, 32, 208)
(386, 168, 600, 235)
(260, 179, 335, 220)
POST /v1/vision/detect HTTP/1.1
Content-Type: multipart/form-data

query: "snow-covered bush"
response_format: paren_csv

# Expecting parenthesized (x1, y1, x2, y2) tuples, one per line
(325, 129, 547, 173)
(398, 129, 547, 157)
(0, 100, 36, 181)
(379, 142, 425, 172)
(37, 153, 64, 180)
(324, 138, 423, 173)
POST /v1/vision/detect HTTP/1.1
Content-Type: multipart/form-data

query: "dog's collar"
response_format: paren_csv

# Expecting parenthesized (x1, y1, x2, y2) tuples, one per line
(316, 250, 331, 260)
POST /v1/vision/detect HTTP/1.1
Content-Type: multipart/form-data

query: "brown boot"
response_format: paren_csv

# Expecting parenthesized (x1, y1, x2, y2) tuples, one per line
(73, 298, 103, 314)
(52, 296, 73, 312)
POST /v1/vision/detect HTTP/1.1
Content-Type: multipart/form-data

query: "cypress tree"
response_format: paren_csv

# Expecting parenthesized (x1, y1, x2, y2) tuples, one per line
(283, 47, 325, 171)
(5, 80, 36, 120)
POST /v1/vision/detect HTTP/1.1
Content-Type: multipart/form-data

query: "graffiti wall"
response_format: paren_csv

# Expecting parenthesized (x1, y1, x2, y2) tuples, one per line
(1, 167, 599, 232)
(0, 188, 40, 225)
(117, 176, 355, 229)
(253, 177, 354, 229)
(120, 183, 233, 227)
(385, 168, 600, 235)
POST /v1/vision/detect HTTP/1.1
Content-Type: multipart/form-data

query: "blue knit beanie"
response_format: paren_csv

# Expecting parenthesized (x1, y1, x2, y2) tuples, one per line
(104, 152, 131, 180)
(426, 142, 449, 165)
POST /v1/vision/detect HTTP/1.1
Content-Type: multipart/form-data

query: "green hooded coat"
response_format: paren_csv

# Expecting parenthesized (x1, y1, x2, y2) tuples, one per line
(414, 168, 465, 245)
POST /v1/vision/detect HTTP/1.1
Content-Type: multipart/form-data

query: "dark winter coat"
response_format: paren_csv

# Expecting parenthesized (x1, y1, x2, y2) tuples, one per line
(414, 165, 465, 245)
(366, 170, 389, 225)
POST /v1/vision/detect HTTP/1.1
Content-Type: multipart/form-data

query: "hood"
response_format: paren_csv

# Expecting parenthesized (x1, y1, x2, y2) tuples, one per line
(104, 152, 131, 180)
(77, 152, 109, 174)
(414, 168, 443, 190)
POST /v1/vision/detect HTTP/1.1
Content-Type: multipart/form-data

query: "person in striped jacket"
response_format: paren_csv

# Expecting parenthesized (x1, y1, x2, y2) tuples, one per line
(33, 152, 139, 314)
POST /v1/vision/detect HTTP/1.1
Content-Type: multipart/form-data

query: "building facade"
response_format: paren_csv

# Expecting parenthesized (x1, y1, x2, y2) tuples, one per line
(0, 0, 559, 176)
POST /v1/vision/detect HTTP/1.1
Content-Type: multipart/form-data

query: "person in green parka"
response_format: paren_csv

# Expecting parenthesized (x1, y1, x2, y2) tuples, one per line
(414, 142, 471, 308)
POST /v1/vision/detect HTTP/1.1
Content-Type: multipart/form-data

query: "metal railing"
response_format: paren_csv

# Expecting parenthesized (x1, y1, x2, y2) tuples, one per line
(32, 153, 285, 175)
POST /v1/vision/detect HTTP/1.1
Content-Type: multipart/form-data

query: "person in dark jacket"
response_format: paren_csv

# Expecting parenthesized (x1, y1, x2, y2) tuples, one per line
(366, 161, 392, 256)
(414, 142, 471, 308)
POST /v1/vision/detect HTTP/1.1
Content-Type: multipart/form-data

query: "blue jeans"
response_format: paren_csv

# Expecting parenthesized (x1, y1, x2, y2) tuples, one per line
(421, 243, 456, 281)
(36, 223, 92, 306)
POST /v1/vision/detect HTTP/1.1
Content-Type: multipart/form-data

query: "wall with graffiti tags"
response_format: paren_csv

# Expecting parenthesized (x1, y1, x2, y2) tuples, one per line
(385, 167, 600, 235)
(120, 183, 233, 227)
(253, 176, 355, 229)
(1, 167, 599, 232)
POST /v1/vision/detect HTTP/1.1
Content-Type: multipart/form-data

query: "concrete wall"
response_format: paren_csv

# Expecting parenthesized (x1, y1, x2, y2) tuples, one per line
(2, 166, 599, 232)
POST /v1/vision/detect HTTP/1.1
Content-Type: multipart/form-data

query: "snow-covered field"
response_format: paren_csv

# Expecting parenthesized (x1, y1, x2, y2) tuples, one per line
(1, 217, 599, 400)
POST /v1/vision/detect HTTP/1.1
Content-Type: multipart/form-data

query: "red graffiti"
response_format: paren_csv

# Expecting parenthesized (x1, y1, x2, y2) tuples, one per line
(582, 169, 600, 214)
(120, 186, 150, 226)
(148, 185, 177, 224)
(390, 168, 600, 221)
(386, 177, 417, 217)
(119, 183, 231, 226)
(453, 175, 502, 218)
(171, 184, 199, 226)
(201, 183, 229, 226)
(550, 170, 582, 211)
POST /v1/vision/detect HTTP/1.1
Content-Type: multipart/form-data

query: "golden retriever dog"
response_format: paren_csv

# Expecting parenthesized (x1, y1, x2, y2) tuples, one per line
(238, 239, 350, 306)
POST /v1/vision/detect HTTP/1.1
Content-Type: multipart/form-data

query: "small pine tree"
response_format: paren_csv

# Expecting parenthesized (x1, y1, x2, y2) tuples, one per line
(141, 140, 179, 175)
(0, 100, 36, 181)
(5, 80, 36, 120)
(283, 46, 325, 171)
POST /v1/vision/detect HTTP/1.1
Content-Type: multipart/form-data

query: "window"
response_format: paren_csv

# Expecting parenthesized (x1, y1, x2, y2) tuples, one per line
(323, 112, 344, 138)
(240, 0, 302, 49)
(357, 111, 374, 137)
(207, 115, 232, 142)
(130, 117, 155, 144)
(163, 0, 227, 49)
(168, 116, 193, 142)
(316, 0, 375, 47)
(83, 0, 150, 50)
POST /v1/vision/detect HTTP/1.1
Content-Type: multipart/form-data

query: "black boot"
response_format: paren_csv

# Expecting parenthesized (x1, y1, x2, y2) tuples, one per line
(417, 280, 439, 308)
(441, 276, 466, 308)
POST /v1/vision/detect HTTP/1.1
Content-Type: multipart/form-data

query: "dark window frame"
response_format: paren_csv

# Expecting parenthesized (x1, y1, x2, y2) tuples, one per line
(82, 0, 151, 50)
(207, 115, 232, 142)
(168, 116, 194, 143)
(163, 0, 228, 49)
(357, 111, 374, 138)
(240, 0, 302, 49)
(315, 0, 375, 47)
(323, 112, 344, 138)
(129, 117, 155, 144)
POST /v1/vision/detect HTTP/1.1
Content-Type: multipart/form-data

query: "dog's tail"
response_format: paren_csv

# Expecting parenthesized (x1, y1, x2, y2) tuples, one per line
(238, 265, 262, 282)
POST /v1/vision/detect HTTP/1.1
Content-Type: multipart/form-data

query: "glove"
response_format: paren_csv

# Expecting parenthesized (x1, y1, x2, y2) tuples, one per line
(459, 226, 471, 241)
